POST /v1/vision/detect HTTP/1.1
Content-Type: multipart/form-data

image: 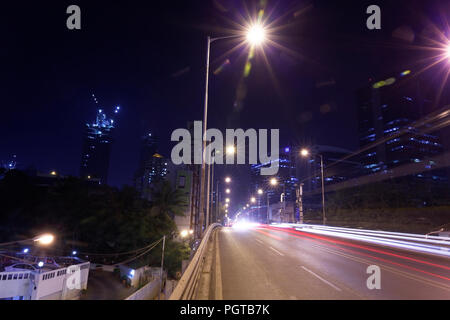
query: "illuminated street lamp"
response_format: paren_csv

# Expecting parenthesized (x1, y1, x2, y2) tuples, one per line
(180, 230, 189, 238)
(226, 145, 236, 155)
(225, 177, 231, 183)
(301, 148, 326, 225)
(257, 189, 263, 195)
(198, 22, 269, 237)
(300, 148, 309, 157)
(251, 197, 256, 203)
(270, 177, 278, 186)
(246, 23, 266, 46)
(225, 198, 230, 203)
(226, 188, 231, 194)
(0, 233, 55, 247)
(33, 233, 55, 245)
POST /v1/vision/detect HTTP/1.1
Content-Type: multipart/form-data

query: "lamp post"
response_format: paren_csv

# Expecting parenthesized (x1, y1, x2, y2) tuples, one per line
(197, 24, 267, 238)
(301, 148, 326, 225)
(0, 233, 55, 247)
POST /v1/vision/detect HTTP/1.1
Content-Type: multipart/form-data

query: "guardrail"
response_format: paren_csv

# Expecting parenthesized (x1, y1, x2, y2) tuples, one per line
(125, 278, 160, 300)
(169, 223, 221, 300)
(269, 223, 450, 257)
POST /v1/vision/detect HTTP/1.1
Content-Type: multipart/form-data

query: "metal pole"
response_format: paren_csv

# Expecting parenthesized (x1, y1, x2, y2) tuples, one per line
(320, 155, 326, 225)
(206, 152, 211, 228)
(266, 194, 269, 224)
(159, 235, 166, 300)
(299, 183, 304, 224)
(215, 180, 219, 223)
(198, 36, 211, 238)
(208, 158, 214, 226)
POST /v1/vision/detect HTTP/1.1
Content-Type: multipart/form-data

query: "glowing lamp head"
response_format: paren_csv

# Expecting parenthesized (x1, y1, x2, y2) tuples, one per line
(225, 177, 231, 183)
(257, 189, 263, 195)
(226, 145, 236, 155)
(34, 233, 54, 245)
(180, 230, 189, 238)
(226, 188, 231, 194)
(270, 178, 278, 186)
(251, 197, 256, 203)
(38, 261, 44, 268)
(247, 23, 266, 46)
(300, 149, 309, 157)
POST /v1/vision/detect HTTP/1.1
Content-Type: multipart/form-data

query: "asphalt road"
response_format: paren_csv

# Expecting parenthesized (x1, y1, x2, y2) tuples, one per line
(81, 270, 136, 300)
(217, 226, 450, 300)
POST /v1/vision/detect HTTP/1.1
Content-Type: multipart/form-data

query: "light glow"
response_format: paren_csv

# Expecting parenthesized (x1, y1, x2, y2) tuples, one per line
(246, 23, 266, 46)
(34, 233, 54, 245)
(300, 149, 309, 157)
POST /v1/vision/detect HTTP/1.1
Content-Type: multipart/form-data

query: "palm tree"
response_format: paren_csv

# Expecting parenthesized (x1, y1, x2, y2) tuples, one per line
(150, 180, 188, 220)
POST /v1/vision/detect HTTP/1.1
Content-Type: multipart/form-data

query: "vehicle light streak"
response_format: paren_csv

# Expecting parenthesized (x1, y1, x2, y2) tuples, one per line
(295, 228, 450, 258)
(264, 226, 450, 272)
(263, 226, 450, 282)
(270, 223, 450, 258)
(254, 229, 282, 241)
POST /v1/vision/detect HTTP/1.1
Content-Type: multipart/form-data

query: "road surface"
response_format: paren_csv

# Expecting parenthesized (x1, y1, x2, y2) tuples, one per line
(217, 225, 450, 299)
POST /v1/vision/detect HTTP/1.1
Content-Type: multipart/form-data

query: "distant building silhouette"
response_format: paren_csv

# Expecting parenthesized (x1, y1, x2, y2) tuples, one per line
(356, 69, 446, 181)
(134, 133, 168, 199)
(80, 105, 120, 185)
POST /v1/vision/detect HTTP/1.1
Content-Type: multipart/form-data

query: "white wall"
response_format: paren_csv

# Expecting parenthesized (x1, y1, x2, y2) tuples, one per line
(0, 271, 32, 299)
(31, 262, 90, 300)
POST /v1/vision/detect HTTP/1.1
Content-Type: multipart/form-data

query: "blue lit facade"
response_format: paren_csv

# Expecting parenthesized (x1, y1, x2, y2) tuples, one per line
(80, 107, 120, 184)
(357, 70, 445, 179)
(250, 147, 298, 205)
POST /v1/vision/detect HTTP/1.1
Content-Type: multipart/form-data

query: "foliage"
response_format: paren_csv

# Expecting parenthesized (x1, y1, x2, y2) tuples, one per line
(0, 170, 190, 278)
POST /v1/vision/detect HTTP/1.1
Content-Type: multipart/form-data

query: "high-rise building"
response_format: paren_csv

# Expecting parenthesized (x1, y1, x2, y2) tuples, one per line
(250, 147, 298, 205)
(134, 133, 169, 199)
(356, 69, 446, 181)
(80, 106, 120, 184)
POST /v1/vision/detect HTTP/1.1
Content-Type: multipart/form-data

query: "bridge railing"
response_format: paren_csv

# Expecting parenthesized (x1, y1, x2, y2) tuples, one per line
(169, 223, 221, 300)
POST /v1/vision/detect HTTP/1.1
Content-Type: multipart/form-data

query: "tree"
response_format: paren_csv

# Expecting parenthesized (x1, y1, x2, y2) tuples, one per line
(149, 180, 188, 222)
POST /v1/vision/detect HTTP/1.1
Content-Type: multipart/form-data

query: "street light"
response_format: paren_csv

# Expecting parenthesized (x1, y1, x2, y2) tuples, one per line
(33, 233, 54, 246)
(257, 189, 263, 195)
(246, 23, 266, 46)
(226, 188, 231, 194)
(225, 177, 231, 183)
(250, 197, 256, 203)
(226, 145, 236, 155)
(0, 233, 55, 247)
(180, 230, 189, 238)
(301, 148, 326, 225)
(270, 177, 278, 186)
(300, 148, 309, 157)
(225, 198, 230, 203)
(197, 23, 268, 238)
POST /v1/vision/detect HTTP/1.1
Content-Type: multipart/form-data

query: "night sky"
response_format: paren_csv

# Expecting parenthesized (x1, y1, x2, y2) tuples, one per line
(1, 0, 449, 208)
